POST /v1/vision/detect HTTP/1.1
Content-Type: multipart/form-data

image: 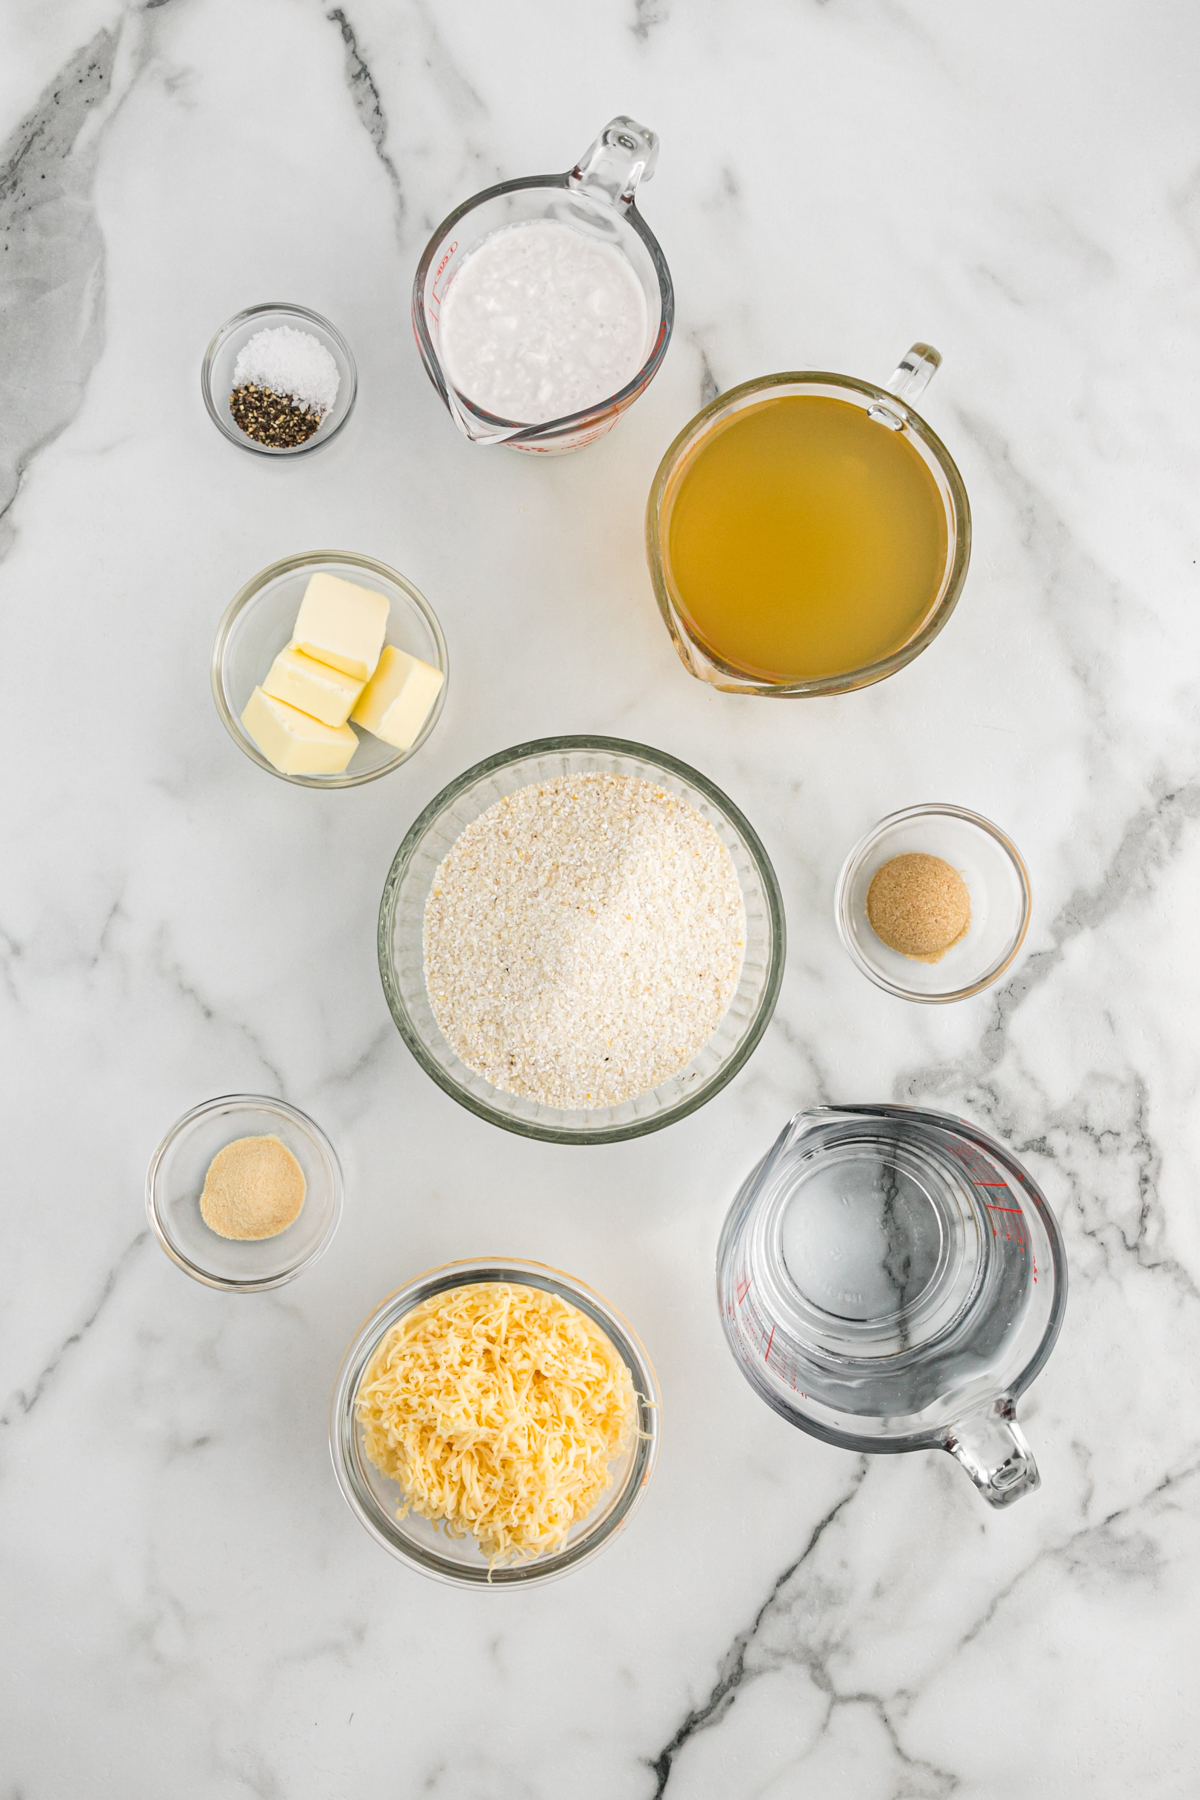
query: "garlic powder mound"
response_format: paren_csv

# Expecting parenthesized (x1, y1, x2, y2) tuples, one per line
(198, 1134, 306, 1240)
(355, 1282, 639, 1566)
(866, 851, 971, 963)
(421, 773, 747, 1109)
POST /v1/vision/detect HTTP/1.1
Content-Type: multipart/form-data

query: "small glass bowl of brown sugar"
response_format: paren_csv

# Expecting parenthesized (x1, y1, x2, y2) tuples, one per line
(201, 304, 357, 456)
(146, 1094, 343, 1290)
(836, 804, 1031, 1002)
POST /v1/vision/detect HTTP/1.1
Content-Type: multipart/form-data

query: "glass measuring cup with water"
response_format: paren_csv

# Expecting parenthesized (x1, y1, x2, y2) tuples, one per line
(413, 118, 673, 454)
(717, 1104, 1066, 1507)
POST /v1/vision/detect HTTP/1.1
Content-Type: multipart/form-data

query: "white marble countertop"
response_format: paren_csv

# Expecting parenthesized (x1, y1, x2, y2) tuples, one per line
(4, 1, 1200, 1793)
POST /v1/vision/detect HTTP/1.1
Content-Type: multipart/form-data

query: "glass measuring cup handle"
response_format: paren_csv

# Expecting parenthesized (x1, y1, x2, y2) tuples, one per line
(887, 342, 941, 402)
(945, 1399, 1040, 1508)
(868, 343, 942, 429)
(569, 117, 660, 209)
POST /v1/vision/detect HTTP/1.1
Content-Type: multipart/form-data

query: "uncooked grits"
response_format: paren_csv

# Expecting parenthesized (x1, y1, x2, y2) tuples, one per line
(422, 773, 746, 1109)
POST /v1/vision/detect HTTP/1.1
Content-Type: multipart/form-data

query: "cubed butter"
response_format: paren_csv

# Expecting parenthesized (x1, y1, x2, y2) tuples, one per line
(291, 572, 389, 681)
(351, 645, 444, 751)
(241, 686, 358, 775)
(261, 644, 364, 728)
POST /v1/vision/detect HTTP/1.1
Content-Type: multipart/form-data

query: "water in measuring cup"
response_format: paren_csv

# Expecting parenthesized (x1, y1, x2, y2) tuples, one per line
(722, 1112, 1039, 1432)
(779, 1145, 950, 1334)
(438, 220, 650, 425)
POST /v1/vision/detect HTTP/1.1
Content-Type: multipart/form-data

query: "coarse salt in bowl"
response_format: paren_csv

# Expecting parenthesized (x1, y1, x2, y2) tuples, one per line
(232, 326, 341, 418)
(377, 735, 785, 1143)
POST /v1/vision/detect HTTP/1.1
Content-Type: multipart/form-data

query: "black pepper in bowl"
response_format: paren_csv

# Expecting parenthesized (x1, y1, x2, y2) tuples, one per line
(230, 384, 322, 448)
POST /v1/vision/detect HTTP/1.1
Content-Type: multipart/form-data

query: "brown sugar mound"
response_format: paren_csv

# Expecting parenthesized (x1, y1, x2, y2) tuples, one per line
(866, 852, 971, 964)
(199, 1134, 306, 1240)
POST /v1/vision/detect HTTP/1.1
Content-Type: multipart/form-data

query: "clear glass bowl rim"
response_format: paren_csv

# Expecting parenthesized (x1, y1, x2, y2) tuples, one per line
(645, 370, 973, 696)
(834, 803, 1032, 1003)
(376, 733, 787, 1142)
(328, 1256, 662, 1587)
(210, 548, 449, 790)
(412, 172, 675, 443)
(144, 1091, 345, 1292)
(200, 302, 358, 456)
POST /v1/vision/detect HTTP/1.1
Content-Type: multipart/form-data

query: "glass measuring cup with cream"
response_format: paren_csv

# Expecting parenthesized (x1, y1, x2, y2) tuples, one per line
(414, 117, 673, 452)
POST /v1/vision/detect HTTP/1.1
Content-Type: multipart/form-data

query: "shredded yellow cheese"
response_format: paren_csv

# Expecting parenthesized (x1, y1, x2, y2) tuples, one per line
(355, 1281, 639, 1566)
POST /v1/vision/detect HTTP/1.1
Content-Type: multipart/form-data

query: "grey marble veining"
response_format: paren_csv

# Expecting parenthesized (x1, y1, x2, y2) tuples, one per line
(325, 7, 404, 221)
(0, 29, 113, 550)
(3, 0, 1200, 1795)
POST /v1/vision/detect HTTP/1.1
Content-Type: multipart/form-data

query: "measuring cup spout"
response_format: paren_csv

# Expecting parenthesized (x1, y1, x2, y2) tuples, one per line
(442, 392, 525, 446)
(945, 1400, 1040, 1509)
(569, 117, 659, 209)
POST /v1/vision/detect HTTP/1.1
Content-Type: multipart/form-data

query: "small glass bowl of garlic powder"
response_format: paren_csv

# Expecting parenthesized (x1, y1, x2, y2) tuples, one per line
(146, 1094, 343, 1290)
(836, 803, 1031, 1002)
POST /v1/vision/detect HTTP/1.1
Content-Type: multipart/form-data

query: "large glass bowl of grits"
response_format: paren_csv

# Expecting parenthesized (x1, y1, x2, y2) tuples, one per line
(329, 1259, 662, 1588)
(645, 345, 971, 696)
(377, 735, 785, 1143)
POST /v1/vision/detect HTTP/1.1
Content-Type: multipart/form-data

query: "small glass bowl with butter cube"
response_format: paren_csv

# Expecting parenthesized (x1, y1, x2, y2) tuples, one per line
(212, 551, 448, 787)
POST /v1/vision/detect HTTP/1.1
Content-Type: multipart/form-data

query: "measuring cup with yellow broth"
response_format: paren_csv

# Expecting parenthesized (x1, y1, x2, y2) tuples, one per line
(646, 346, 970, 695)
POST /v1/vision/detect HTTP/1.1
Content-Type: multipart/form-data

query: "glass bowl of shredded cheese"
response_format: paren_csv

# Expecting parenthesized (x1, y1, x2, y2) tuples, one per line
(329, 1260, 661, 1586)
(377, 735, 785, 1142)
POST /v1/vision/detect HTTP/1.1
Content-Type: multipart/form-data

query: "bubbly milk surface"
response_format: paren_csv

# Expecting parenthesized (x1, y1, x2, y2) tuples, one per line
(439, 220, 650, 425)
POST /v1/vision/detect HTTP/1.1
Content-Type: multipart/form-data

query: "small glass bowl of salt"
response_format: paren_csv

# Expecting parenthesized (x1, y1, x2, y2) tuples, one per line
(201, 303, 357, 456)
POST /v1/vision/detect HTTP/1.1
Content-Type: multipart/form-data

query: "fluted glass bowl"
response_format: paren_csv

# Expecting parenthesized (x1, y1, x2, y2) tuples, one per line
(329, 1258, 661, 1587)
(377, 735, 786, 1142)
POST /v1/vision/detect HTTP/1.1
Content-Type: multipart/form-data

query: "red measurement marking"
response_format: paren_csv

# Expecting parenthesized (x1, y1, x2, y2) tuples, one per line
(432, 240, 458, 290)
(765, 1323, 776, 1362)
(986, 1200, 1029, 1253)
(427, 242, 460, 319)
(735, 1275, 752, 1305)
